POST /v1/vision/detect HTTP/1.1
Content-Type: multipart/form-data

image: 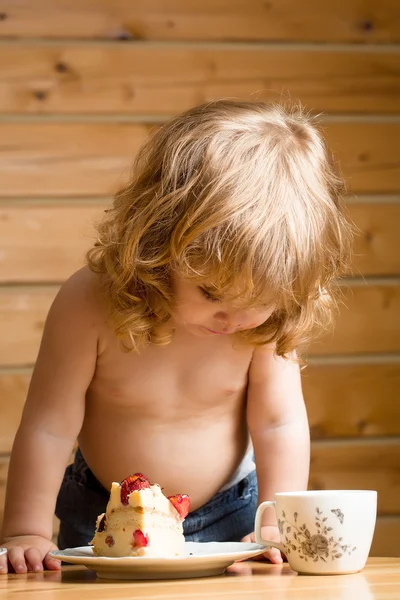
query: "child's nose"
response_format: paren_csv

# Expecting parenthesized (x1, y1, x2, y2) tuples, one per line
(214, 309, 247, 330)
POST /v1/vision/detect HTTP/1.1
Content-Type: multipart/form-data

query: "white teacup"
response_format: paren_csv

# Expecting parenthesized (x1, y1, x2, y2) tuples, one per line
(255, 490, 377, 575)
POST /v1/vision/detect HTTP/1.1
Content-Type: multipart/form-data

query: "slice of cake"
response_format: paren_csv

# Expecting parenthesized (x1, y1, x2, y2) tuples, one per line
(90, 473, 190, 557)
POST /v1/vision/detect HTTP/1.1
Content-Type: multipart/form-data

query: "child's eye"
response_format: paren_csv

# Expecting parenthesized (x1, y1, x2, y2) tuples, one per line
(199, 287, 222, 303)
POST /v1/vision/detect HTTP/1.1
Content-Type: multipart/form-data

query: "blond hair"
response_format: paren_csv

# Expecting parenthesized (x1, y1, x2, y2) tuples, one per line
(87, 99, 352, 356)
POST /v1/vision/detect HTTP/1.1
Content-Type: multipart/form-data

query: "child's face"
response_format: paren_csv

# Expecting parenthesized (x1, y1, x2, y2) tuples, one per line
(170, 274, 275, 337)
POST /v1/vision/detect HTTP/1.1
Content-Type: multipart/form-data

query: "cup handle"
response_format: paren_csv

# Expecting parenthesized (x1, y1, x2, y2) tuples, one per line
(255, 501, 285, 553)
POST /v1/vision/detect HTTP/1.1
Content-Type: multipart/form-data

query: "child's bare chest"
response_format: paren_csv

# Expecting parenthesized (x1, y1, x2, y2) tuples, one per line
(89, 328, 253, 417)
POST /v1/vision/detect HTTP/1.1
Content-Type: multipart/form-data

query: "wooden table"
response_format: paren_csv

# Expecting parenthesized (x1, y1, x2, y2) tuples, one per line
(0, 558, 399, 599)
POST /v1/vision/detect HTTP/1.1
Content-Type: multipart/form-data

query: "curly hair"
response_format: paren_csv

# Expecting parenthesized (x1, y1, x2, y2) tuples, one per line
(87, 99, 353, 356)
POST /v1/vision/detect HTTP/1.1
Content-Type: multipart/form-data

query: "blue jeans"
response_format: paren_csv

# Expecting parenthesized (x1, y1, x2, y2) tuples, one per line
(55, 448, 258, 549)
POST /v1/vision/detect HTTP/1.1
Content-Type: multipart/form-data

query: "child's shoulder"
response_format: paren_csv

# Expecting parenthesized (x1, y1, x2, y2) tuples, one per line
(53, 266, 107, 323)
(250, 345, 299, 381)
(60, 265, 101, 298)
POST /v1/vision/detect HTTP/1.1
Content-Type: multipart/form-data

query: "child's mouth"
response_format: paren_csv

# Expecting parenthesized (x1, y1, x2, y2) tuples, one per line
(204, 327, 229, 335)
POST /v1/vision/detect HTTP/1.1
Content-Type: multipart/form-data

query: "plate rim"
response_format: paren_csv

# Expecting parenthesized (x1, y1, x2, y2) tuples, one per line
(49, 542, 266, 564)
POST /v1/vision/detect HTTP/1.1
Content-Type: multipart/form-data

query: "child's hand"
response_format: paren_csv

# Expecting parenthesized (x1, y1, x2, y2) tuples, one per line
(0, 535, 61, 574)
(241, 526, 285, 563)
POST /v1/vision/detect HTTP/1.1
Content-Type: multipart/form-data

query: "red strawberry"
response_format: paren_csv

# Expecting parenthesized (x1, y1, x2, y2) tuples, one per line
(168, 494, 190, 520)
(120, 473, 150, 505)
(133, 529, 149, 548)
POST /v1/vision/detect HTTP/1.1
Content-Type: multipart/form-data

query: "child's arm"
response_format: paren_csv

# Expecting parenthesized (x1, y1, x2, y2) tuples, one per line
(243, 346, 310, 562)
(0, 269, 99, 573)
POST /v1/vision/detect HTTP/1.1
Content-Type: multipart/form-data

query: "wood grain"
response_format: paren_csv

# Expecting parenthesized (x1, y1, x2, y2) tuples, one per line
(0, 287, 55, 366)
(0, 201, 398, 283)
(348, 202, 400, 276)
(321, 122, 400, 195)
(1, 559, 400, 596)
(370, 517, 400, 557)
(1, 44, 400, 115)
(0, 0, 398, 42)
(0, 203, 101, 282)
(302, 362, 400, 438)
(308, 281, 400, 355)
(0, 122, 152, 198)
(0, 122, 399, 197)
(309, 439, 400, 514)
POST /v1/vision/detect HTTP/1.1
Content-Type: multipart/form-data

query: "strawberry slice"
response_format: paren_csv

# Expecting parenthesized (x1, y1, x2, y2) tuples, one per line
(133, 529, 149, 547)
(168, 494, 190, 520)
(120, 473, 150, 505)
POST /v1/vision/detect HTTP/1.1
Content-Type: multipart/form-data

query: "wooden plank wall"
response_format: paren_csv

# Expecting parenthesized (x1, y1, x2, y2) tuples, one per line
(0, 0, 399, 557)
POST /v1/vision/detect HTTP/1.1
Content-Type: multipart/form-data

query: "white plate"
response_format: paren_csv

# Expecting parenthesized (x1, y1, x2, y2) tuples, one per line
(50, 542, 266, 580)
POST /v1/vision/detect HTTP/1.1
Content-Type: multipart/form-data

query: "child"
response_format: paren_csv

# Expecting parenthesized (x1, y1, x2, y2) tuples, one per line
(0, 100, 352, 573)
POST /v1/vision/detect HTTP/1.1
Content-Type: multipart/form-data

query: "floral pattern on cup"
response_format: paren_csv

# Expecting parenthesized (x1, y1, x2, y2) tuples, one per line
(277, 507, 357, 563)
